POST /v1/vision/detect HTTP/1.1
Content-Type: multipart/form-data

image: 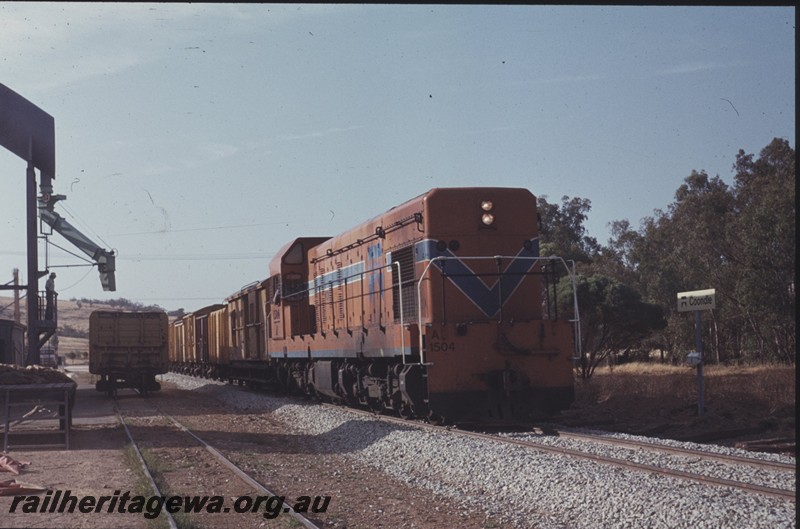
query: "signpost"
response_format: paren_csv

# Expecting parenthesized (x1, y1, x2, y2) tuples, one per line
(677, 289, 716, 415)
(677, 288, 715, 312)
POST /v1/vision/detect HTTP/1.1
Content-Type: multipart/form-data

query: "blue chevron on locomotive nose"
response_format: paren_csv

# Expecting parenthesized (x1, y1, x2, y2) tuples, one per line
(414, 238, 541, 318)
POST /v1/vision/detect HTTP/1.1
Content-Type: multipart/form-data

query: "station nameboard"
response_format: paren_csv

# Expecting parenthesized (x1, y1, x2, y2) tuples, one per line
(677, 289, 716, 312)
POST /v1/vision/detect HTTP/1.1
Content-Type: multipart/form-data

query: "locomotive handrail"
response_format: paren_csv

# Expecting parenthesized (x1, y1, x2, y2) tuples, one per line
(416, 255, 582, 366)
(388, 260, 406, 364)
(567, 259, 582, 361)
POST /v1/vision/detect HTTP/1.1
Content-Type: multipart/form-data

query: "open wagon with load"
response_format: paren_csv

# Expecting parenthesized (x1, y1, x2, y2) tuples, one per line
(89, 310, 168, 396)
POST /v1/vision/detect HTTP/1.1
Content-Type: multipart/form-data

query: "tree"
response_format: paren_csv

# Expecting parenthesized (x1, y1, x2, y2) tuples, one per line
(558, 274, 666, 380)
(602, 139, 795, 364)
(592, 219, 645, 291)
(728, 138, 795, 361)
(537, 195, 600, 269)
(168, 308, 186, 319)
(537, 195, 667, 376)
(656, 171, 738, 363)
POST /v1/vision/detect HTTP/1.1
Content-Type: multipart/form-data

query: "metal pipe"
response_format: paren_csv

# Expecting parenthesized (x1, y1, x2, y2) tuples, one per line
(440, 259, 447, 325)
(569, 260, 582, 361)
(389, 261, 406, 364)
(416, 257, 445, 366)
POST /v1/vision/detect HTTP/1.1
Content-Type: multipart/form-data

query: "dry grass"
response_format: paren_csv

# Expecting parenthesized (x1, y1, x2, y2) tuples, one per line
(567, 362, 796, 443)
(1, 295, 95, 359)
(579, 362, 795, 412)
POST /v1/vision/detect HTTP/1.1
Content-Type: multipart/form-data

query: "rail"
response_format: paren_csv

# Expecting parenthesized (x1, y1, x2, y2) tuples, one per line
(115, 394, 323, 529)
(115, 402, 179, 529)
(335, 404, 796, 502)
(550, 429, 796, 472)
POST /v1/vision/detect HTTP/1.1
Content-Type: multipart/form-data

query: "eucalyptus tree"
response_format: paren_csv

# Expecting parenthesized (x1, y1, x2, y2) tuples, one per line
(557, 274, 666, 380)
(601, 139, 795, 364)
(536, 195, 600, 271)
(728, 138, 795, 362)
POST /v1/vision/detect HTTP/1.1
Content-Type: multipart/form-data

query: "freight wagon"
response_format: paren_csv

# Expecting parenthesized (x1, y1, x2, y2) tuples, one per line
(90, 310, 169, 396)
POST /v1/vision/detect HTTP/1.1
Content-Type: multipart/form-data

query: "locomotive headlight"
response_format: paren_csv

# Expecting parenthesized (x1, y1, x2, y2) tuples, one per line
(481, 212, 495, 226)
(481, 200, 493, 212)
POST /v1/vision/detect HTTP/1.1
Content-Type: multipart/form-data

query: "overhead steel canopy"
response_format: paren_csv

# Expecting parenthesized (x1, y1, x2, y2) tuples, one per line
(0, 82, 56, 178)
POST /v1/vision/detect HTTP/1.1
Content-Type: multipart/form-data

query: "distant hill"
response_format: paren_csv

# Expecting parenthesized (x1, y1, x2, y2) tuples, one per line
(0, 296, 184, 360)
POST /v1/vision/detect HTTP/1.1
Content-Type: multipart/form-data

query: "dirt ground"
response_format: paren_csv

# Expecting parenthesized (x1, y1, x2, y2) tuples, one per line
(0, 370, 509, 529)
(1, 370, 147, 529)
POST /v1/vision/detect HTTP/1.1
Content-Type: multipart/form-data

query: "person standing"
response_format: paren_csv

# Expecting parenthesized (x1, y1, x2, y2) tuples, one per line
(45, 272, 56, 321)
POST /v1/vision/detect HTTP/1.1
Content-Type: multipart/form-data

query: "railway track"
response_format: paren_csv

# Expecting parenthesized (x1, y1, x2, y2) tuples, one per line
(157, 372, 795, 528)
(544, 428, 797, 472)
(115, 404, 179, 529)
(114, 393, 323, 529)
(326, 404, 796, 502)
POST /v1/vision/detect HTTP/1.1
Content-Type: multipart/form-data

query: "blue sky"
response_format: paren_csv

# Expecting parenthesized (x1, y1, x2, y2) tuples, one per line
(0, 4, 795, 312)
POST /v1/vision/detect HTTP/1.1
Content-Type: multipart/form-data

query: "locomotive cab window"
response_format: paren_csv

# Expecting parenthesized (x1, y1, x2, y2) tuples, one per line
(283, 242, 305, 265)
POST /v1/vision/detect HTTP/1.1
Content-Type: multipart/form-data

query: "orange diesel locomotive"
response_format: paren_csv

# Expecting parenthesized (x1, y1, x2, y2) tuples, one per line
(169, 188, 579, 422)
